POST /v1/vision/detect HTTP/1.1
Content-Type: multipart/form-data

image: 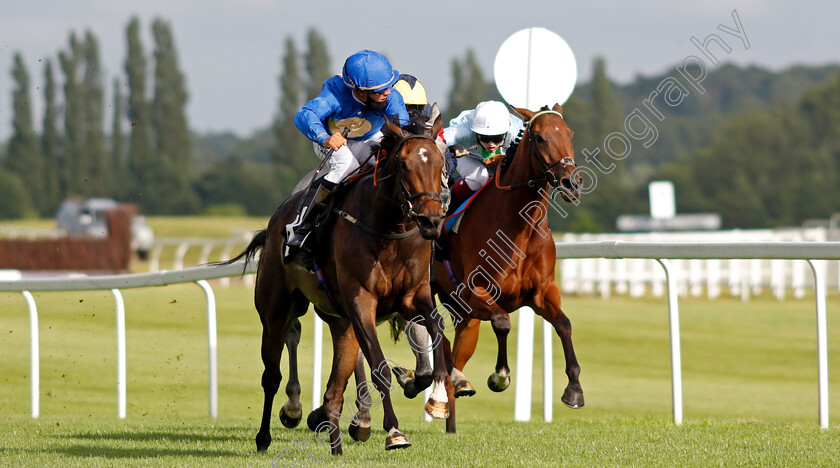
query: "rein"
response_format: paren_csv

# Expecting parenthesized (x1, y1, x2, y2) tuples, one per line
(494, 109, 575, 191)
(336, 132, 446, 239)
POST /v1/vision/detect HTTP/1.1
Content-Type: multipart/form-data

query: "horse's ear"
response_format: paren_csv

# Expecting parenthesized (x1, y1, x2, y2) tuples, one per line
(552, 103, 564, 114)
(512, 106, 535, 122)
(385, 115, 408, 139)
(428, 102, 442, 138)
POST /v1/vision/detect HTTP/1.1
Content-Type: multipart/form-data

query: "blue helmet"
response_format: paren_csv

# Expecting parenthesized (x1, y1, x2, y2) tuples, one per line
(341, 50, 399, 93)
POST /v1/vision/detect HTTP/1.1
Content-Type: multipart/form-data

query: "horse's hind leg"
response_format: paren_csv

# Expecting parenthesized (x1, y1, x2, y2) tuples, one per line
(255, 316, 293, 451)
(349, 349, 372, 442)
(450, 317, 480, 397)
(255, 283, 307, 451)
(537, 284, 583, 408)
(279, 317, 303, 428)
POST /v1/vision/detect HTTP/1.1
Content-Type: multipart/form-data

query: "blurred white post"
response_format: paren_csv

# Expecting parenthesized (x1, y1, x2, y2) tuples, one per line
(542, 319, 553, 422)
(197, 280, 218, 418)
(807, 260, 829, 429)
(312, 314, 323, 411)
(514, 307, 535, 421)
(656, 259, 683, 425)
(112, 289, 126, 419)
(424, 347, 433, 422)
(23, 291, 39, 418)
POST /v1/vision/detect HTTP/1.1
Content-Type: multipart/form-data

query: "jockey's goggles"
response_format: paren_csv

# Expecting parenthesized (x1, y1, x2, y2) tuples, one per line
(477, 134, 505, 144)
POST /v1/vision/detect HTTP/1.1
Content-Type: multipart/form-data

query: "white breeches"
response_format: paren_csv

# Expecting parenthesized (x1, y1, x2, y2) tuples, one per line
(313, 131, 383, 184)
(455, 156, 492, 191)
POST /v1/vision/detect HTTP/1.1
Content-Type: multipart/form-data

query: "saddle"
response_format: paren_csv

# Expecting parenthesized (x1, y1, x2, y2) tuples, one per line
(435, 147, 517, 263)
(283, 176, 353, 271)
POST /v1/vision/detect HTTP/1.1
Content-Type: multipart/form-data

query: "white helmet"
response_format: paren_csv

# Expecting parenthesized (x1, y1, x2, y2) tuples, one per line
(469, 101, 510, 136)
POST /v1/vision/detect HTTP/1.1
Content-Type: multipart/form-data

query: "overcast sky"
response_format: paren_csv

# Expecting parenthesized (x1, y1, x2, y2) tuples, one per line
(1, 0, 838, 141)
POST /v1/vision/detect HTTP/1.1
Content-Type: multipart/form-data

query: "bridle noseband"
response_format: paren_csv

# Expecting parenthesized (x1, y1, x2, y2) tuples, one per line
(495, 109, 575, 191)
(379, 134, 450, 218)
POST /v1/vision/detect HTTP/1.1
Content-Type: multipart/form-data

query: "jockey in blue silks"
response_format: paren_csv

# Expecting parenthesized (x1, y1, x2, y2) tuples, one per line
(286, 50, 409, 257)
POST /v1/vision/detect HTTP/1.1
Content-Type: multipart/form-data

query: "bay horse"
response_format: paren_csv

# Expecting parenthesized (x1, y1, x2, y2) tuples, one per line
(433, 104, 584, 432)
(228, 108, 451, 455)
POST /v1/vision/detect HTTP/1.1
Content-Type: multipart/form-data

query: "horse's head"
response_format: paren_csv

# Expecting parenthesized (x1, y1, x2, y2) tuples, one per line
(512, 104, 582, 202)
(381, 103, 447, 239)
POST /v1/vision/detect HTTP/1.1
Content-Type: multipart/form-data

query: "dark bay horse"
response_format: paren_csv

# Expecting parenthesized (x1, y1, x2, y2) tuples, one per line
(433, 104, 584, 432)
(229, 109, 451, 455)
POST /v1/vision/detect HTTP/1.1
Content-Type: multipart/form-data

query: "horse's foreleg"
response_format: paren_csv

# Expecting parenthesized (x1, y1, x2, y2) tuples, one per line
(538, 284, 584, 408)
(487, 311, 512, 393)
(309, 318, 359, 456)
(350, 294, 411, 450)
(349, 349, 372, 442)
(409, 286, 451, 420)
(394, 319, 433, 399)
(279, 318, 303, 428)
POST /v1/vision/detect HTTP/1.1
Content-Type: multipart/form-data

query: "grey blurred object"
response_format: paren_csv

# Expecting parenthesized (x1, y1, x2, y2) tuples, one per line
(56, 198, 155, 260)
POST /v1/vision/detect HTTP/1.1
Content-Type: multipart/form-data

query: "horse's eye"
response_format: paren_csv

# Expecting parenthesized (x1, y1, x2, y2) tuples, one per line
(399, 159, 408, 170)
(534, 134, 546, 144)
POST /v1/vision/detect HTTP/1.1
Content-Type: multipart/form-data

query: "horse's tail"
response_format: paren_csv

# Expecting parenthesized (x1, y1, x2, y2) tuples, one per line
(215, 229, 267, 275)
(388, 314, 406, 344)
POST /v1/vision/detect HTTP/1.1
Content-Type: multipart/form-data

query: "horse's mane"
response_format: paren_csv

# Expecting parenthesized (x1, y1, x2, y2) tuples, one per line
(377, 112, 428, 163)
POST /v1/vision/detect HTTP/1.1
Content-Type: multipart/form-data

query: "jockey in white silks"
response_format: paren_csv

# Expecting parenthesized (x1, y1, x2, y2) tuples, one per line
(442, 100, 525, 202)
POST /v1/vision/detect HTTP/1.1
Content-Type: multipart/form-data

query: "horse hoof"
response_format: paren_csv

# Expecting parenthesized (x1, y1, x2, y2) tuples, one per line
(307, 407, 326, 432)
(280, 402, 303, 428)
(487, 373, 511, 392)
(424, 398, 449, 419)
(394, 367, 414, 388)
(403, 382, 421, 399)
(256, 433, 271, 452)
(453, 380, 476, 398)
(384, 431, 411, 450)
(562, 387, 585, 409)
(412, 371, 433, 392)
(349, 421, 372, 442)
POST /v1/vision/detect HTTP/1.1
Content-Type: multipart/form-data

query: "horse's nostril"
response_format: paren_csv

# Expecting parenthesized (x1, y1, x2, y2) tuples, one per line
(562, 178, 573, 189)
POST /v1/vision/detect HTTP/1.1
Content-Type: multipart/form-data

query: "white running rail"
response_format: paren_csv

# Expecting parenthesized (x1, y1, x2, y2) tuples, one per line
(513, 241, 840, 428)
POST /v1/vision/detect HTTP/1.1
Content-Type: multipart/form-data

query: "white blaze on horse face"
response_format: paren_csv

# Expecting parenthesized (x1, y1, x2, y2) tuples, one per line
(419, 147, 429, 164)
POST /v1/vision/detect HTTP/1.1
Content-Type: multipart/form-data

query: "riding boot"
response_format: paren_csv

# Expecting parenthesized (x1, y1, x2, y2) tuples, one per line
(450, 178, 474, 211)
(284, 179, 336, 262)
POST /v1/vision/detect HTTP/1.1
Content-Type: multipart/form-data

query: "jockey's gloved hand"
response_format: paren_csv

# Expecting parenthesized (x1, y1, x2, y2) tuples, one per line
(448, 144, 468, 158)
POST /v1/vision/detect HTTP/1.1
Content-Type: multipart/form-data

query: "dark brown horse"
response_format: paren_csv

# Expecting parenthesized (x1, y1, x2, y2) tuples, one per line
(433, 104, 584, 432)
(229, 109, 451, 455)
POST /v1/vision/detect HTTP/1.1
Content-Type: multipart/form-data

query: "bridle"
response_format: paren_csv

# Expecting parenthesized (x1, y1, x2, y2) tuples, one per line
(376, 134, 450, 218)
(495, 109, 576, 191)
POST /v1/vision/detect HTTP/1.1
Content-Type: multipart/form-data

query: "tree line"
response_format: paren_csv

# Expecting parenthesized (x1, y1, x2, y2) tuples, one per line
(3, 19, 840, 231)
(2, 17, 192, 218)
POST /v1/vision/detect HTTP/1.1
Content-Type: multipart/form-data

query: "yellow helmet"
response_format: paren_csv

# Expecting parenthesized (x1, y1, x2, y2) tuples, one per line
(394, 74, 428, 106)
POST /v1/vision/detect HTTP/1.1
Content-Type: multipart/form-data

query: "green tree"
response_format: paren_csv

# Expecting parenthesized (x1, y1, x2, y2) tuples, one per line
(59, 32, 85, 196)
(557, 58, 639, 232)
(41, 60, 62, 214)
(151, 17, 197, 213)
(589, 57, 623, 140)
(83, 30, 107, 196)
(6, 52, 41, 214)
(273, 37, 313, 199)
(124, 17, 154, 208)
(110, 77, 126, 199)
(0, 171, 33, 218)
(445, 50, 492, 119)
(303, 29, 331, 101)
(801, 71, 840, 168)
